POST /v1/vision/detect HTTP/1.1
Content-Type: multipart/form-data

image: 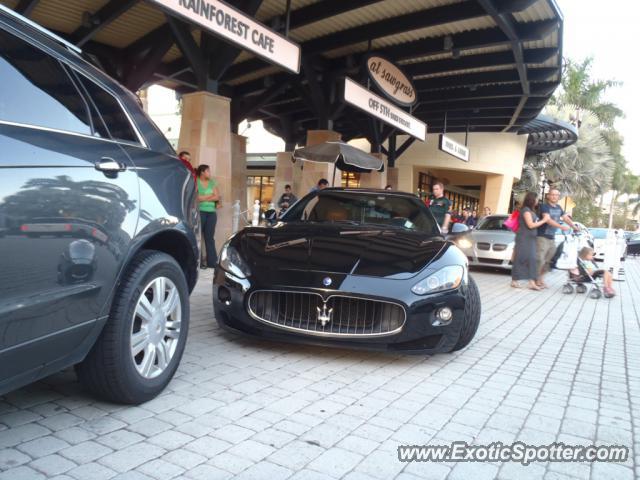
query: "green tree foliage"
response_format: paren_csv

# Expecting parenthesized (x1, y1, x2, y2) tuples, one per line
(519, 56, 627, 222)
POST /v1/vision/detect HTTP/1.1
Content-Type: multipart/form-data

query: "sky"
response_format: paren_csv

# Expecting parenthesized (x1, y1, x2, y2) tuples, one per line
(556, 0, 639, 173)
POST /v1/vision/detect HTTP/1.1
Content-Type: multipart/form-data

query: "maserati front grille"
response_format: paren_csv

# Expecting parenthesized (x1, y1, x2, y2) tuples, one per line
(247, 290, 406, 337)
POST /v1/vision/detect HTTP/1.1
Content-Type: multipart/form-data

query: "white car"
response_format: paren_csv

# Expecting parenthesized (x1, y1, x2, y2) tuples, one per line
(455, 215, 515, 270)
(588, 228, 627, 262)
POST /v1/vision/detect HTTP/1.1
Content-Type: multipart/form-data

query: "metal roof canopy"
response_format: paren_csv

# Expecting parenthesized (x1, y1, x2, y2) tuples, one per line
(1, 0, 571, 160)
(522, 113, 578, 155)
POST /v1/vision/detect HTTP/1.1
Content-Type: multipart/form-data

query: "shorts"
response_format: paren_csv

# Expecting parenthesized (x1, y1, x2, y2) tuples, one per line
(536, 236, 557, 275)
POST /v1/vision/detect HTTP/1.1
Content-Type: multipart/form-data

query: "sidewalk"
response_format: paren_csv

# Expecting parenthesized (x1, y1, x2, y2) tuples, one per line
(0, 261, 638, 480)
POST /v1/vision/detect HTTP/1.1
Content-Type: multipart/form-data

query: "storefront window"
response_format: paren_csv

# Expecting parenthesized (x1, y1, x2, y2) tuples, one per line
(247, 175, 274, 207)
(341, 171, 361, 188)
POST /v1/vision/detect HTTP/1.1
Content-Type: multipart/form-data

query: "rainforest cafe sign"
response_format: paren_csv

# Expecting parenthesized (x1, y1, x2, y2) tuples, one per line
(366, 55, 417, 107)
(149, 0, 301, 73)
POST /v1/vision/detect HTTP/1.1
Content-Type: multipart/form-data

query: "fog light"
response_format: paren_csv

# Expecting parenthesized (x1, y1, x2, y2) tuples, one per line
(432, 307, 453, 326)
(218, 286, 232, 305)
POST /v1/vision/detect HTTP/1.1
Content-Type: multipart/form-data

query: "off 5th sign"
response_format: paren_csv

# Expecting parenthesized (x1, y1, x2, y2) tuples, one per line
(344, 78, 426, 141)
(149, 0, 301, 73)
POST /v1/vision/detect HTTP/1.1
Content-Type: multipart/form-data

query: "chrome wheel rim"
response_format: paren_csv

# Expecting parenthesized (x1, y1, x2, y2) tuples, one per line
(130, 276, 181, 379)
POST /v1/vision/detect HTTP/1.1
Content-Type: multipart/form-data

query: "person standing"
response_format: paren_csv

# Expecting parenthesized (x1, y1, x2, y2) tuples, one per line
(482, 206, 492, 218)
(536, 188, 578, 288)
(277, 184, 298, 215)
(178, 151, 196, 182)
(463, 208, 476, 228)
(311, 178, 329, 193)
(427, 182, 452, 233)
(512, 192, 548, 290)
(196, 164, 219, 269)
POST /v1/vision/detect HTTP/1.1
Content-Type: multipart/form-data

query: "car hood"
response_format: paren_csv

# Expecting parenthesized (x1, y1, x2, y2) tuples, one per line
(468, 230, 515, 243)
(239, 223, 448, 281)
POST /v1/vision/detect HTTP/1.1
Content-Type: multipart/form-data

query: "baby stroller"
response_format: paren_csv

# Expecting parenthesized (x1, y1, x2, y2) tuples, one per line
(562, 258, 604, 299)
(556, 234, 604, 299)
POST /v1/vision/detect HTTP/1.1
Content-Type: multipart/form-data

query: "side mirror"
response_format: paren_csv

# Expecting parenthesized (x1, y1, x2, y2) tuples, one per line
(263, 209, 278, 225)
(450, 223, 469, 234)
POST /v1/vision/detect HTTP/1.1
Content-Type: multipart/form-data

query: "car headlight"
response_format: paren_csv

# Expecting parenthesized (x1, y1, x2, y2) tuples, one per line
(411, 265, 465, 295)
(219, 242, 251, 279)
(456, 237, 473, 249)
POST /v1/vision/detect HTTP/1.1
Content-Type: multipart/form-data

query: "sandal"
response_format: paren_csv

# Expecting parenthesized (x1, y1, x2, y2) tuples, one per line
(528, 283, 542, 291)
(510, 281, 523, 288)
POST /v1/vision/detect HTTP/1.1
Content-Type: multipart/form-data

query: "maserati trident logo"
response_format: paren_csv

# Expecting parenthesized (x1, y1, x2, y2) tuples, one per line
(316, 301, 334, 327)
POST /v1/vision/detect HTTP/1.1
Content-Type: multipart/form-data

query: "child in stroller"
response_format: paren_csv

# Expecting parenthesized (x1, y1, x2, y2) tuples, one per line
(564, 247, 616, 298)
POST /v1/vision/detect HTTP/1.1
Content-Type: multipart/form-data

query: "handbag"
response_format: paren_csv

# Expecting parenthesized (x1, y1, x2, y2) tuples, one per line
(504, 210, 520, 232)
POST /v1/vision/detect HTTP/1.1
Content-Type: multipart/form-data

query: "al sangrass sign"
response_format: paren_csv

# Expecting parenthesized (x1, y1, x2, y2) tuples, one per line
(366, 55, 417, 107)
(439, 134, 470, 162)
(344, 77, 426, 141)
(149, 0, 301, 73)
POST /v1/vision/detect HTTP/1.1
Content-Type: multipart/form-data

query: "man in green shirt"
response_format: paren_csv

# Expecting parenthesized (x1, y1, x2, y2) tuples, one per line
(428, 182, 452, 233)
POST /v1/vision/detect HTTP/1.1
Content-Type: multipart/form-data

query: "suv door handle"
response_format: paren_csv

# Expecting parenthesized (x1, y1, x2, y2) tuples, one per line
(95, 157, 126, 173)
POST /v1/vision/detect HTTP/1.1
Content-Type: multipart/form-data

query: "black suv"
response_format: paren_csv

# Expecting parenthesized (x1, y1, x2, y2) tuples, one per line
(0, 6, 199, 404)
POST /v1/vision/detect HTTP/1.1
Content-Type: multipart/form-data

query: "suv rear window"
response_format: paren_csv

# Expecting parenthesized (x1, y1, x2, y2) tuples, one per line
(76, 74, 140, 144)
(0, 29, 93, 135)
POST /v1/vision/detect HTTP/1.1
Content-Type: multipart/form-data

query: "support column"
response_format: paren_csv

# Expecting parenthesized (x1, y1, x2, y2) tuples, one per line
(481, 174, 514, 214)
(358, 153, 388, 189)
(274, 151, 295, 205)
(178, 91, 240, 253)
(386, 167, 399, 190)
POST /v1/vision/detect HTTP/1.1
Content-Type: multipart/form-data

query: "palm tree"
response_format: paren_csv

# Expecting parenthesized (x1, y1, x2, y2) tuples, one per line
(519, 56, 627, 220)
(552, 57, 624, 128)
(518, 106, 613, 201)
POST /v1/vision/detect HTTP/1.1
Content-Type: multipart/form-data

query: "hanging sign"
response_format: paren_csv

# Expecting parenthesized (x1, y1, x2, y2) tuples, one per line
(343, 77, 426, 141)
(149, 0, 301, 73)
(366, 55, 417, 107)
(439, 134, 470, 162)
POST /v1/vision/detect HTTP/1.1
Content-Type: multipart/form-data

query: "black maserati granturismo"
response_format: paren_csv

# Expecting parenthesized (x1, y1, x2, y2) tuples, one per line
(212, 188, 480, 354)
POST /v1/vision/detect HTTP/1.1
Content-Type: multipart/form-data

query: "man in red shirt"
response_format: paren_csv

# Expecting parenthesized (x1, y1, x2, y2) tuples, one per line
(178, 151, 196, 181)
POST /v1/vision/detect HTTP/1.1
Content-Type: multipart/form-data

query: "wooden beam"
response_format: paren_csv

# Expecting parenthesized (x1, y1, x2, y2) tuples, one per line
(71, 0, 138, 47)
(15, 0, 39, 16)
(304, 2, 486, 55)
(165, 15, 207, 88)
(476, 0, 531, 130)
(403, 48, 557, 78)
(126, 31, 174, 91)
(413, 67, 556, 91)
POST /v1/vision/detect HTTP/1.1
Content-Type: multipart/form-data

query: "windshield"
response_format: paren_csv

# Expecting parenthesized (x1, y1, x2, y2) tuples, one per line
(590, 228, 609, 239)
(281, 191, 440, 235)
(476, 216, 509, 231)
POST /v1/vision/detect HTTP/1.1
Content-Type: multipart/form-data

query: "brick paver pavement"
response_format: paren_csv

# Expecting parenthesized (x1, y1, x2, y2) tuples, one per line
(1, 260, 639, 480)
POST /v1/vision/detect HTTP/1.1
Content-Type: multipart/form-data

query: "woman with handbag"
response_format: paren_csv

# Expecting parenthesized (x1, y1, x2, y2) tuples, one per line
(511, 192, 548, 290)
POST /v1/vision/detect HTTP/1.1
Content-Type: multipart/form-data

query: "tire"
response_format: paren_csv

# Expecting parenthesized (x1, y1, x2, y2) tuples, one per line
(450, 276, 481, 352)
(576, 284, 587, 294)
(589, 288, 602, 299)
(76, 250, 190, 404)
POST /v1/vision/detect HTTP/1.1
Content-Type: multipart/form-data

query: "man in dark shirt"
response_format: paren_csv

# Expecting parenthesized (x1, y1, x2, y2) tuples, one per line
(277, 184, 298, 215)
(428, 182, 452, 232)
(536, 188, 578, 287)
(463, 208, 477, 228)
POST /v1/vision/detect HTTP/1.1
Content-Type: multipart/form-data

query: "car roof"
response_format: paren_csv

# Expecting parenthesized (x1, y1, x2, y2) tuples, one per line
(320, 188, 418, 199)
